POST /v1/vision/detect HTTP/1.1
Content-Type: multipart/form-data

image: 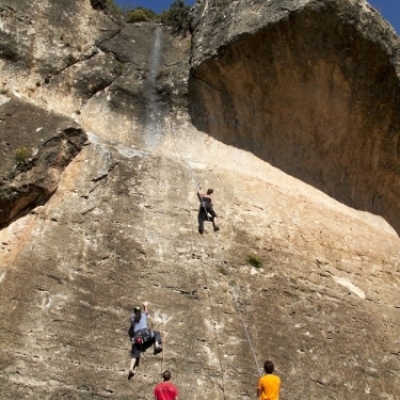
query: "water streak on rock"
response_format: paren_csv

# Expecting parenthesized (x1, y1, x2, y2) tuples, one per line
(145, 26, 163, 147)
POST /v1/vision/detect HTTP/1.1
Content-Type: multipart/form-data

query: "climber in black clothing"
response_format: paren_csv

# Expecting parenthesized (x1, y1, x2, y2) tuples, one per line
(197, 185, 220, 234)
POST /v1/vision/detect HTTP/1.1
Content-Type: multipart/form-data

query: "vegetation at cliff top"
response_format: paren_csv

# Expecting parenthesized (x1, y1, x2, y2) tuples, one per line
(90, 0, 120, 14)
(93, 0, 192, 35)
(159, 0, 192, 35)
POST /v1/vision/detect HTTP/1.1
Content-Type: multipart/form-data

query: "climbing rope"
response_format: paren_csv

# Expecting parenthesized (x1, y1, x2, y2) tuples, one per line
(168, 119, 227, 398)
(169, 118, 262, 376)
(212, 221, 262, 376)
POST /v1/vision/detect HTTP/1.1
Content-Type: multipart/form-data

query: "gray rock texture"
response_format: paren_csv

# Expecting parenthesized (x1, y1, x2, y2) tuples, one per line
(0, 0, 120, 116)
(189, 0, 400, 235)
(0, 0, 400, 399)
(0, 96, 87, 226)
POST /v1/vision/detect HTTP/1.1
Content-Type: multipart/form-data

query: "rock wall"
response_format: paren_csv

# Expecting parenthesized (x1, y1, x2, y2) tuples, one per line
(0, 0, 120, 112)
(0, 96, 87, 226)
(1, 0, 400, 399)
(0, 0, 190, 144)
(81, 23, 190, 146)
(189, 0, 400, 235)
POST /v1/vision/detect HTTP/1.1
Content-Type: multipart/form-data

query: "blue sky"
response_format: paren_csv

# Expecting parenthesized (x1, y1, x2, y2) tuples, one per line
(115, 0, 195, 14)
(369, 0, 399, 33)
(114, 0, 399, 34)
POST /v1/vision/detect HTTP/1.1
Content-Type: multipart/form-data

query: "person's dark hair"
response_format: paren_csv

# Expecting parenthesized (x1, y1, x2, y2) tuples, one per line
(162, 370, 171, 381)
(207, 188, 213, 195)
(264, 360, 274, 374)
(133, 306, 142, 323)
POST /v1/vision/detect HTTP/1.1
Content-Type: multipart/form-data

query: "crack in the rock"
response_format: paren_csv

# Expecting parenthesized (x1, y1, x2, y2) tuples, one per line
(190, 70, 223, 93)
(90, 161, 118, 183)
(81, 74, 121, 107)
(48, 48, 99, 80)
(97, 27, 121, 49)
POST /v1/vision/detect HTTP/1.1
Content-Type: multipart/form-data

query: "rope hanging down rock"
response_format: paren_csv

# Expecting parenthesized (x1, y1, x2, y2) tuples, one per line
(169, 120, 262, 376)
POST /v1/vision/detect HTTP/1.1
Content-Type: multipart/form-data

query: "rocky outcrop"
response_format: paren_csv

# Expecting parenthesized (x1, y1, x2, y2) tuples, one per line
(84, 23, 190, 142)
(1, 110, 400, 399)
(0, 96, 87, 226)
(0, 0, 121, 116)
(1, 0, 400, 399)
(189, 0, 400, 235)
(0, 0, 190, 126)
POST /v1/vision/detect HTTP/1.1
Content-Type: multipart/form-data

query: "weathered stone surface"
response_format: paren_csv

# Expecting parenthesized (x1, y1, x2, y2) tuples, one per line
(0, 0, 400, 399)
(0, 0, 190, 127)
(0, 96, 87, 226)
(0, 0, 120, 115)
(189, 0, 400, 236)
(81, 24, 191, 145)
(1, 118, 400, 399)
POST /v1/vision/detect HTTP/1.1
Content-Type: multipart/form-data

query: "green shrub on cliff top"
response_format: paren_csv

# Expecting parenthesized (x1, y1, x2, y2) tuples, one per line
(160, 0, 192, 35)
(127, 7, 157, 23)
(124, 1, 192, 34)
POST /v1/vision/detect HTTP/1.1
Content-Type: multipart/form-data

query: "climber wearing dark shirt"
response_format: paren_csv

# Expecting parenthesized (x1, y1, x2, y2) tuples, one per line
(197, 186, 220, 234)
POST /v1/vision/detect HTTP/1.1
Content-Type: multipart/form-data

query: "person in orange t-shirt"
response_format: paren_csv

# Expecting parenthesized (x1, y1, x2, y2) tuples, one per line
(257, 360, 281, 400)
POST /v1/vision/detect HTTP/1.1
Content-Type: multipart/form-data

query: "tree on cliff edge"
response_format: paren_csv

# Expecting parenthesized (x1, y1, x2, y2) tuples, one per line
(161, 0, 192, 35)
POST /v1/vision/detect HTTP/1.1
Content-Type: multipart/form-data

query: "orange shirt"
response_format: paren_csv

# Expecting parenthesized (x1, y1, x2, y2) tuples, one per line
(258, 374, 281, 400)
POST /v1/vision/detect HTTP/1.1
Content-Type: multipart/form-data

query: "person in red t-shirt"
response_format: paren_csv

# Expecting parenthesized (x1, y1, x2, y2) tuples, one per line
(154, 370, 178, 400)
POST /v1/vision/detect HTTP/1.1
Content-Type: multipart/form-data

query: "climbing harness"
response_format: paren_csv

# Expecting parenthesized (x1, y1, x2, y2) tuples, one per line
(133, 328, 151, 345)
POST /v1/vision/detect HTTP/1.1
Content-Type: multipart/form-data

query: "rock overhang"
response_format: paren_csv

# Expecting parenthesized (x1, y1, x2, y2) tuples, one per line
(190, 0, 400, 67)
(189, 0, 400, 235)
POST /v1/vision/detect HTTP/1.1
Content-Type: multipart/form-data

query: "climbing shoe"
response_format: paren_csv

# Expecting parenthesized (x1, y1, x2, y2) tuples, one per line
(214, 226, 220, 232)
(128, 370, 135, 380)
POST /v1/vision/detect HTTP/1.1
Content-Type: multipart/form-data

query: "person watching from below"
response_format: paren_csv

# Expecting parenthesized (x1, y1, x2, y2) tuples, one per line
(153, 370, 178, 400)
(257, 360, 281, 400)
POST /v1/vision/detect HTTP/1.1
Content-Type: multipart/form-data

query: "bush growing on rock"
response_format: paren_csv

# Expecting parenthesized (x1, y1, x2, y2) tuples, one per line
(123, 1, 192, 33)
(127, 7, 157, 23)
(246, 253, 263, 269)
(15, 145, 32, 165)
(160, 0, 192, 35)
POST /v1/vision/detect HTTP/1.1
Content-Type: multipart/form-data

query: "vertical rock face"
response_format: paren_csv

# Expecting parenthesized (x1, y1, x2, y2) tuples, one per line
(0, 0, 116, 78)
(1, 1, 400, 400)
(0, 0, 121, 116)
(189, 0, 400, 234)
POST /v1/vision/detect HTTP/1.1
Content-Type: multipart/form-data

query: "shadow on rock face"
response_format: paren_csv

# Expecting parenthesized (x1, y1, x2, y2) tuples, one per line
(189, 2, 400, 236)
(0, 97, 87, 229)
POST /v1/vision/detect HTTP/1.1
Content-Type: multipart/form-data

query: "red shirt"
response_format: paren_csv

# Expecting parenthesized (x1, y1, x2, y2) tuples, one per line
(153, 381, 178, 400)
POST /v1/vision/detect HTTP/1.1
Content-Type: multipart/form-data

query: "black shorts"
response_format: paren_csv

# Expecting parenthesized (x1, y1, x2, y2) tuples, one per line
(130, 330, 161, 359)
(131, 339, 153, 359)
(199, 208, 217, 220)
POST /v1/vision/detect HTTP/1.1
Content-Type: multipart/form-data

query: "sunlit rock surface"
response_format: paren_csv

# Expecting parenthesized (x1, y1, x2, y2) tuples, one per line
(190, 0, 400, 235)
(0, 0, 400, 399)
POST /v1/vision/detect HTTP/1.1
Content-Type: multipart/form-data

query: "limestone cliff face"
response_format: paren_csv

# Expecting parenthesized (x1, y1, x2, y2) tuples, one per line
(190, 0, 400, 235)
(0, 96, 87, 226)
(1, 1, 400, 399)
(0, 0, 189, 137)
(0, 0, 120, 109)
